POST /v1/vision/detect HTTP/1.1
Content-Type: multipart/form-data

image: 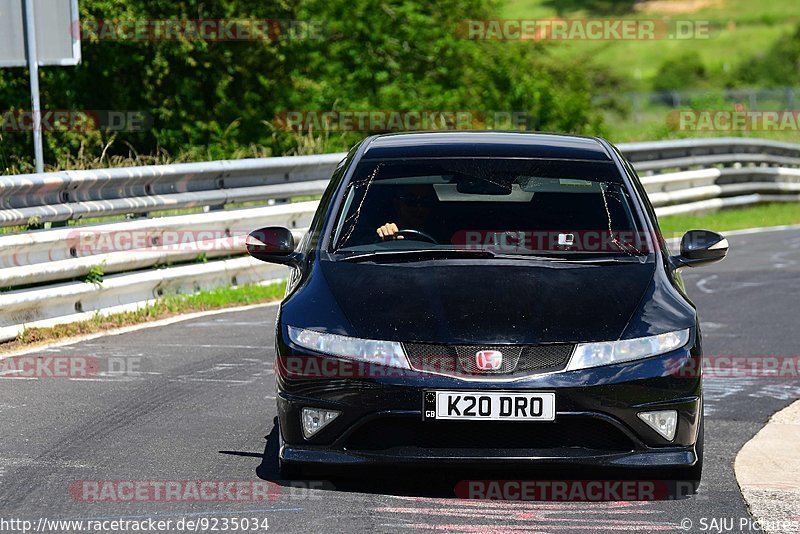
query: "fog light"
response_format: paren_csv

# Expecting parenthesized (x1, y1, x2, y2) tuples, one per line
(638, 410, 678, 441)
(301, 407, 341, 439)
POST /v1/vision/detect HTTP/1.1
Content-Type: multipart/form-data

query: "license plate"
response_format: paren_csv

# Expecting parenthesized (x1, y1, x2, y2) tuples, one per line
(423, 391, 555, 421)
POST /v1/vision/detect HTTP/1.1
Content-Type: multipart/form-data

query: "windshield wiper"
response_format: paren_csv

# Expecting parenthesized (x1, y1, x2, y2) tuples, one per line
(543, 255, 648, 264)
(339, 249, 647, 264)
(339, 249, 497, 263)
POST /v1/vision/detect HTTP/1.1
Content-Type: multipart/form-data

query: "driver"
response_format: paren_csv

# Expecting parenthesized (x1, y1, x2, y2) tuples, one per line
(376, 184, 439, 240)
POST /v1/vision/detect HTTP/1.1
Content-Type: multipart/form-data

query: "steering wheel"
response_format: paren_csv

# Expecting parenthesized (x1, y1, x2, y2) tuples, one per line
(377, 229, 438, 244)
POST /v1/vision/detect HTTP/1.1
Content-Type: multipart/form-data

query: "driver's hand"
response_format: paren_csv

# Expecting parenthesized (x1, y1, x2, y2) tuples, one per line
(376, 222, 404, 240)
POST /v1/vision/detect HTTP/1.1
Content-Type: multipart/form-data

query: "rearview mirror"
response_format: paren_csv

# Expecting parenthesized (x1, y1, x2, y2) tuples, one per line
(456, 175, 512, 195)
(246, 226, 302, 267)
(672, 229, 728, 268)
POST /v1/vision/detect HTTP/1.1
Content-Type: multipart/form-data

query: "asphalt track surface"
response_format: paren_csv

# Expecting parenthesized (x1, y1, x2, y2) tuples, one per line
(1, 228, 798, 533)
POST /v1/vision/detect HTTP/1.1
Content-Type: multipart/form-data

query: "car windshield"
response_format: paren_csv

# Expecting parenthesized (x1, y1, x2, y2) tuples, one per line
(331, 157, 652, 257)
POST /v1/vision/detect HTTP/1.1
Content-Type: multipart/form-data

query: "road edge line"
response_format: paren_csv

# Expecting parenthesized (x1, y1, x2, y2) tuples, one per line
(0, 300, 280, 359)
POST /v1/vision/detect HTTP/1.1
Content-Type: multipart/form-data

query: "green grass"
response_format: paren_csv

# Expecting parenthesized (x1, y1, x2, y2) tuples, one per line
(157, 282, 286, 311)
(580, 24, 791, 83)
(2, 281, 286, 353)
(498, 0, 800, 143)
(603, 111, 800, 143)
(500, 0, 799, 23)
(658, 202, 800, 238)
(501, 0, 800, 89)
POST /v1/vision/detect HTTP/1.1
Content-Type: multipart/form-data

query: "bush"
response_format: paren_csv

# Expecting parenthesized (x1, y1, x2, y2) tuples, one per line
(541, 0, 637, 16)
(652, 51, 708, 93)
(1, 0, 608, 172)
(272, 0, 608, 151)
(733, 23, 800, 87)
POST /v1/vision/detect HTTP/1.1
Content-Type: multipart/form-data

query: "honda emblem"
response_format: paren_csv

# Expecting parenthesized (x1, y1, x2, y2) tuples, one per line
(475, 350, 503, 371)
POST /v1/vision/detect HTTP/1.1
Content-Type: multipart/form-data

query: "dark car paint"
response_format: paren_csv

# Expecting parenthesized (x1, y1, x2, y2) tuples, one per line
(360, 132, 614, 161)
(284, 259, 666, 344)
(268, 132, 707, 472)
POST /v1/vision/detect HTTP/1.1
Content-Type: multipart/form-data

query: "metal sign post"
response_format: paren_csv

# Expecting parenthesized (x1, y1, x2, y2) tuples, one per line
(22, 0, 43, 173)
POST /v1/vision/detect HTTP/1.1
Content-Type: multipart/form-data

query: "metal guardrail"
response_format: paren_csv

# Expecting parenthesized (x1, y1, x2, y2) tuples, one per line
(0, 202, 316, 286)
(1, 137, 799, 342)
(621, 138, 800, 172)
(0, 154, 341, 227)
(0, 256, 287, 343)
(643, 167, 800, 214)
(4, 138, 800, 228)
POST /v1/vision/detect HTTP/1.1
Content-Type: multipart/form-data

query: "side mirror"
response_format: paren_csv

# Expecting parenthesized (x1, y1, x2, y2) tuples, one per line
(672, 229, 728, 268)
(246, 226, 302, 267)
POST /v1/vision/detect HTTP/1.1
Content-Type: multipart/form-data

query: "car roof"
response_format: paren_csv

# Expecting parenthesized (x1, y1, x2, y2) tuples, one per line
(361, 131, 614, 161)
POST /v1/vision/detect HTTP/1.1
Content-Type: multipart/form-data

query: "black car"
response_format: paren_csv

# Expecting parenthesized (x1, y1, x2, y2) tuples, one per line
(246, 132, 727, 485)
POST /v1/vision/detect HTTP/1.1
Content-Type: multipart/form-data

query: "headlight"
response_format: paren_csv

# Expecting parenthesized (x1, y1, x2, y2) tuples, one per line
(286, 326, 410, 369)
(566, 329, 690, 371)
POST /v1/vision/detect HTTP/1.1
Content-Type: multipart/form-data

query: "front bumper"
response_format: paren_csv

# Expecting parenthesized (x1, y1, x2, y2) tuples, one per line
(275, 344, 703, 469)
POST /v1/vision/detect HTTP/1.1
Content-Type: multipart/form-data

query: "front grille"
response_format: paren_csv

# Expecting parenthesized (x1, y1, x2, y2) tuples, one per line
(404, 343, 574, 378)
(456, 345, 522, 374)
(344, 417, 635, 452)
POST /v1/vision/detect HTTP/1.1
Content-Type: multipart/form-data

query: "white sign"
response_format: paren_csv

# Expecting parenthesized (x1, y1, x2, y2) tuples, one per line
(0, 0, 81, 67)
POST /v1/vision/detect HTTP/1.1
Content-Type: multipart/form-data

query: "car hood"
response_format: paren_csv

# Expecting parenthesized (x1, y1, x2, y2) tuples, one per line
(283, 258, 659, 344)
